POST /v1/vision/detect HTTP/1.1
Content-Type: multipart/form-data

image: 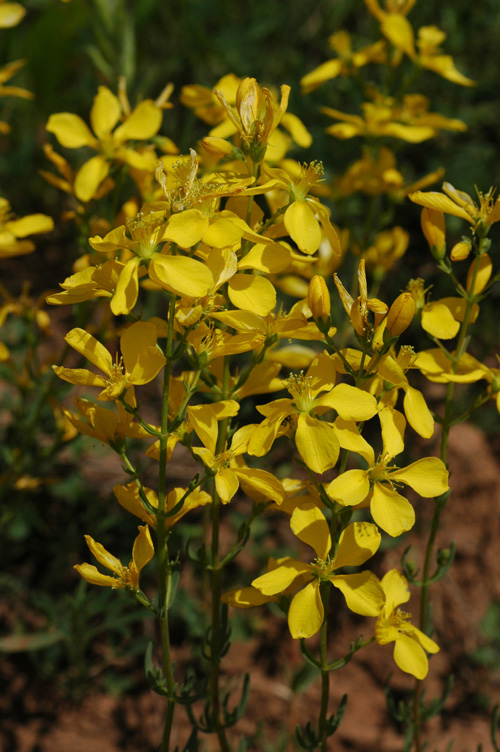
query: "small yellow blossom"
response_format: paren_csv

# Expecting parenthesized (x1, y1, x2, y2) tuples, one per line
(252, 508, 385, 639)
(53, 321, 166, 401)
(74, 525, 154, 590)
(327, 410, 449, 537)
(46, 84, 167, 201)
(301, 31, 387, 92)
(0, 198, 53, 258)
(375, 569, 439, 678)
(410, 183, 500, 231)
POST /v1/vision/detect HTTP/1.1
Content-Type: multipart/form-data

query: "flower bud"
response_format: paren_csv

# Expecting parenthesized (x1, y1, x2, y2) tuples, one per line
(386, 292, 416, 337)
(308, 275, 331, 323)
(202, 136, 235, 158)
(421, 207, 446, 260)
(450, 240, 471, 262)
(466, 253, 492, 294)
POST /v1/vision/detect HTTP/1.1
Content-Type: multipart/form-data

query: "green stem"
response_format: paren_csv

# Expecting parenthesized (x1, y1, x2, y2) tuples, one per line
(318, 585, 331, 752)
(210, 356, 231, 752)
(412, 249, 482, 752)
(156, 294, 177, 752)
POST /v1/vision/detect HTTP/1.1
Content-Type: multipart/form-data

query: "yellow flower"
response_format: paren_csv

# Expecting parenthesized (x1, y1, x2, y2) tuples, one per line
(375, 569, 439, 678)
(181, 74, 311, 161)
(247, 351, 378, 474)
(113, 482, 212, 530)
(323, 94, 466, 144)
(53, 321, 166, 401)
(0, 1, 26, 28)
(46, 84, 167, 202)
(410, 183, 500, 231)
(364, 0, 416, 58)
(327, 409, 449, 537)
(417, 26, 475, 87)
(63, 395, 154, 445)
(252, 507, 384, 639)
(189, 412, 285, 505)
(260, 162, 341, 256)
(74, 525, 154, 590)
(213, 76, 291, 159)
(0, 197, 53, 258)
(334, 258, 388, 338)
(301, 31, 387, 92)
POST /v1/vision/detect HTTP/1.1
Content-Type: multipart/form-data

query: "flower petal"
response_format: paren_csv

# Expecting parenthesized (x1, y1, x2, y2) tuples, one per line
(327, 468, 369, 507)
(331, 571, 385, 616)
(290, 503, 331, 559)
(149, 254, 213, 297)
(252, 560, 312, 596)
(284, 201, 322, 255)
(288, 581, 323, 639)
(295, 413, 339, 474)
(371, 483, 415, 537)
(333, 521, 381, 569)
(392, 457, 449, 497)
(228, 274, 276, 316)
(46, 113, 96, 149)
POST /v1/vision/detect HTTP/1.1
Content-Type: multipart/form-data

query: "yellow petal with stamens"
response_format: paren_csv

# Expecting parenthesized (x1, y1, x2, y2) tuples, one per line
(296, 413, 339, 474)
(290, 503, 331, 559)
(289, 581, 323, 639)
(228, 274, 276, 316)
(284, 201, 322, 255)
(371, 483, 415, 536)
(392, 457, 448, 497)
(46, 113, 97, 149)
(113, 100, 162, 141)
(74, 155, 110, 202)
(90, 86, 121, 139)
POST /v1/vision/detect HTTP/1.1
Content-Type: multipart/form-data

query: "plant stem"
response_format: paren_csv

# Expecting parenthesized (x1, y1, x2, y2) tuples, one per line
(156, 294, 177, 752)
(210, 356, 231, 752)
(318, 585, 331, 752)
(412, 253, 482, 752)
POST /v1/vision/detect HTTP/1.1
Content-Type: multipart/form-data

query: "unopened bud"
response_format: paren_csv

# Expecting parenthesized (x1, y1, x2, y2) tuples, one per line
(202, 136, 235, 158)
(421, 207, 446, 260)
(386, 292, 416, 336)
(308, 275, 331, 324)
(450, 240, 471, 262)
(466, 253, 492, 294)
